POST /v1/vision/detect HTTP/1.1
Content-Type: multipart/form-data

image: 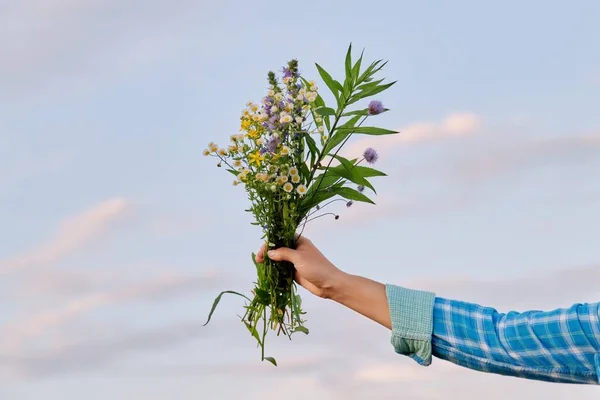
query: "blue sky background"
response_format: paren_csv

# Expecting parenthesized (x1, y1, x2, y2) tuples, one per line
(1, 1, 599, 399)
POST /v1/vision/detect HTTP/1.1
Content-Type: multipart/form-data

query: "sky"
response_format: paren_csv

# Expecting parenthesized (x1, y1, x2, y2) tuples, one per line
(1, 0, 599, 399)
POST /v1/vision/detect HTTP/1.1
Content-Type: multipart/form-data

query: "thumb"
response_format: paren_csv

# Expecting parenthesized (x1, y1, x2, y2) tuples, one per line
(267, 247, 297, 263)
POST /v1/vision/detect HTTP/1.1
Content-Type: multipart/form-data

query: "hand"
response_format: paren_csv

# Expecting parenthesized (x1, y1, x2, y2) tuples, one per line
(255, 236, 343, 299)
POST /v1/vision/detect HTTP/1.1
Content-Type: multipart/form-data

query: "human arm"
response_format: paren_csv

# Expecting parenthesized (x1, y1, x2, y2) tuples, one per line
(258, 237, 600, 384)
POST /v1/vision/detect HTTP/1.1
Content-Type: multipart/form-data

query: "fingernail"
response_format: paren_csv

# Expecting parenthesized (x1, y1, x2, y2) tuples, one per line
(267, 250, 275, 257)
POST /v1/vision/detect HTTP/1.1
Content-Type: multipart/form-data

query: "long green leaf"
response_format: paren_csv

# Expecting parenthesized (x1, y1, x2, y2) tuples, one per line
(332, 187, 375, 204)
(349, 81, 397, 104)
(327, 166, 375, 194)
(244, 321, 262, 345)
(315, 63, 343, 106)
(337, 126, 398, 135)
(316, 107, 336, 116)
(351, 48, 364, 83)
(344, 43, 353, 81)
(343, 108, 389, 117)
(203, 290, 251, 326)
(305, 134, 319, 167)
(352, 165, 387, 177)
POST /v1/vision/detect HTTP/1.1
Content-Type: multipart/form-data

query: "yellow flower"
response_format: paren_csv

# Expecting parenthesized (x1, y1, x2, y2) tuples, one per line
(246, 129, 259, 139)
(209, 142, 218, 152)
(248, 150, 265, 167)
(276, 175, 288, 185)
(218, 148, 227, 156)
(241, 119, 252, 130)
(291, 174, 300, 183)
(283, 182, 293, 193)
(228, 145, 239, 153)
(202, 149, 210, 156)
(289, 167, 298, 176)
(250, 104, 259, 112)
(233, 160, 242, 168)
(256, 138, 264, 145)
(296, 184, 307, 196)
(280, 146, 290, 156)
(233, 180, 240, 186)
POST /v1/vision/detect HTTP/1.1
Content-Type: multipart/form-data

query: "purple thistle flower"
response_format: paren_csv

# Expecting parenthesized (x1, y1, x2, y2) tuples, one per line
(357, 185, 364, 193)
(368, 100, 385, 115)
(363, 147, 379, 164)
(282, 68, 293, 78)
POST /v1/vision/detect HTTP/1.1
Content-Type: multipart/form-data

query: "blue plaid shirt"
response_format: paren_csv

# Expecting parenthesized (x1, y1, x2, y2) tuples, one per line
(385, 285, 600, 384)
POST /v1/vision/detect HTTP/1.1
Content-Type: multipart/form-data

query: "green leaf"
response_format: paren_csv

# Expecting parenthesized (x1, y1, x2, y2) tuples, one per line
(315, 63, 343, 104)
(254, 288, 271, 305)
(299, 162, 310, 183)
(353, 165, 387, 177)
(356, 78, 385, 91)
(322, 115, 362, 155)
(332, 186, 375, 204)
(326, 160, 376, 194)
(226, 168, 240, 176)
(344, 43, 352, 80)
(349, 81, 397, 105)
(357, 59, 382, 84)
(337, 126, 398, 135)
(305, 134, 319, 167)
(351, 48, 364, 83)
(307, 173, 339, 196)
(264, 357, 277, 366)
(316, 107, 336, 116)
(293, 326, 309, 335)
(244, 321, 262, 345)
(252, 252, 265, 282)
(299, 181, 344, 213)
(203, 290, 251, 326)
(343, 108, 390, 117)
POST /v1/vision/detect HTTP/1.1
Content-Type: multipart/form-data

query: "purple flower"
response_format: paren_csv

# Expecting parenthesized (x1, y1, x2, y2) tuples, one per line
(262, 121, 275, 131)
(368, 100, 385, 115)
(363, 147, 379, 164)
(357, 185, 365, 193)
(282, 68, 293, 78)
(266, 136, 280, 153)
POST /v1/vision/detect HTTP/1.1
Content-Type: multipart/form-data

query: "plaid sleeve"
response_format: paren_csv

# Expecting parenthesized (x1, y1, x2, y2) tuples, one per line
(432, 298, 600, 384)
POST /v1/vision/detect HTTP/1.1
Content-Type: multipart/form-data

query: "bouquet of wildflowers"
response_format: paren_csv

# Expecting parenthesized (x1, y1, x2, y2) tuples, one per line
(203, 45, 398, 365)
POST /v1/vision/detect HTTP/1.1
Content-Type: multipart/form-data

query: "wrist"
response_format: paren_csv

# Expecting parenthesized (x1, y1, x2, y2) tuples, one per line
(323, 270, 353, 301)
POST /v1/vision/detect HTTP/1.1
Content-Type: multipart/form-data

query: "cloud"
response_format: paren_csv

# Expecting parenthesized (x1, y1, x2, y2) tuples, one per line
(343, 112, 482, 159)
(0, 197, 130, 275)
(3, 320, 212, 380)
(0, 270, 219, 359)
(450, 132, 600, 184)
(0, 0, 230, 98)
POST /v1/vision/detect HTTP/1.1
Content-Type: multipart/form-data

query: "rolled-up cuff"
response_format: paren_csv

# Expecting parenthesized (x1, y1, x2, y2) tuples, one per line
(385, 284, 436, 366)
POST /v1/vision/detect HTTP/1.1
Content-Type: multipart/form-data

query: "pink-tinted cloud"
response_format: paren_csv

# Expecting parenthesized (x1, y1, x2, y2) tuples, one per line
(343, 112, 482, 159)
(1, 270, 218, 355)
(0, 197, 130, 275)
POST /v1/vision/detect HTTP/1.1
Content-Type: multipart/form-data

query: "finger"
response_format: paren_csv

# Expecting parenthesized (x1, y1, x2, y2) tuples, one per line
(267, 247, 297, 263)
(255, 242, 266, 263)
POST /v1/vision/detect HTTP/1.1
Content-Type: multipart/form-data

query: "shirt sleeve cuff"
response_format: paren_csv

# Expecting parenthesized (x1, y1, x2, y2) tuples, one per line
(385, 284, 436, 366)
